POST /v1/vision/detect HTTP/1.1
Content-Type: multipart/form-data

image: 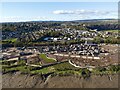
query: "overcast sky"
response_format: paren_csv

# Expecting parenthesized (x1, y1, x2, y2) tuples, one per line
(1, 2, 118, 22)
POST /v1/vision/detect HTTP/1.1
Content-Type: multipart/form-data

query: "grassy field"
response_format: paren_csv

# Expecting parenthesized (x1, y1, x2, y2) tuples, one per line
(53, 62, 78, 71)
(3, 38, 17, 43)
(2, 61, 79, 75)
(3, 65, 28, 73)
(31, 66, 55, 74)
(40, 53, 56, 63)
(101, 30, 119, 32)
(2, 58, 120, 76)
(28, 62, 80, 75)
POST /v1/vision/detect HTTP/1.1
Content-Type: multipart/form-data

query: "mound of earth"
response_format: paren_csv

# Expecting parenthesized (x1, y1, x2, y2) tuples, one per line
(2, 72, 119, 88)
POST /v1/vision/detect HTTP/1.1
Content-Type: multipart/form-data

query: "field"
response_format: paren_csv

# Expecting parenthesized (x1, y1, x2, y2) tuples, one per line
(3, 38, 17, 43)
(40, 53, 56, 63)
(105, 30, 119, 32)
(2, 58, 120, 76)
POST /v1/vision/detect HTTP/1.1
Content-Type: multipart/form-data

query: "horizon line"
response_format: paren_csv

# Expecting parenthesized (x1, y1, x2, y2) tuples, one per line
(0, 18, 117, 23)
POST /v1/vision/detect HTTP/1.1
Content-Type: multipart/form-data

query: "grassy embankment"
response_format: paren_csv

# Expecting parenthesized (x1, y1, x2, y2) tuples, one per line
(1, 58, 120, 78)
(39, 53, 56, 63)
(2, 38, 17, 43)
(1, 52, 120, 77)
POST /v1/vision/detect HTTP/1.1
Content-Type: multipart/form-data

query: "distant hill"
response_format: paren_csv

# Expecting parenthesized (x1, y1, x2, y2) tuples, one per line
(1, 18, 118, 24)
(1, 18, 119, 32)
(73, 18, 117, 22)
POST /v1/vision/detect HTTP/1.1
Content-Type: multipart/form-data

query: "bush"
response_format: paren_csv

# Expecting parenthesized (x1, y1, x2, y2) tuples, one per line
(17, 60, 26, 65)
(81, 68, 91, 78)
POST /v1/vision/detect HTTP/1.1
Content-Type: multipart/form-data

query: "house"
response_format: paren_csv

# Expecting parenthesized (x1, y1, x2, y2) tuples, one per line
(21, 54, 41, 64)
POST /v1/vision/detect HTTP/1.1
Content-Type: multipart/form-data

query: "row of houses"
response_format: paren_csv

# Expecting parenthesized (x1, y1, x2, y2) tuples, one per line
(38, 43, 108, 57)
(2, 47, 41, 64)
(41, 29, 98, 42)
(2, 44, 114, 68)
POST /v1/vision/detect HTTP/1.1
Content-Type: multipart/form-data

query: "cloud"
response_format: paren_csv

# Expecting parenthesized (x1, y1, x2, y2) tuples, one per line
(53, 10, 74, 14)
(53, 9, 114, 15)
(53, 9, 118, 20)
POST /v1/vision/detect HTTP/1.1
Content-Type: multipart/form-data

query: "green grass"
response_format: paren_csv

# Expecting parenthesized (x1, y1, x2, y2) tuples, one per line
(2, 56, 120, 76)
(40, 53, 56, 63)
(34, 62, 42, 65)
(92, 65, 120, 74)
(30, 62, 79, 75)
(3, 65, 28, 73)
(101, 30, 119, 32)
(30, 66, 55, 74)
(54, 70, 81, 76)
(53, 62, 78, 71)
(2, 63, 120, 75)
(3, 38, 17, 43)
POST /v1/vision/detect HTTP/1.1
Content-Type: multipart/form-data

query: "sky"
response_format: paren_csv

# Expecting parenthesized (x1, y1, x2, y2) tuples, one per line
(1, 0, 119, 2)
(0, 2, 118, 22)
